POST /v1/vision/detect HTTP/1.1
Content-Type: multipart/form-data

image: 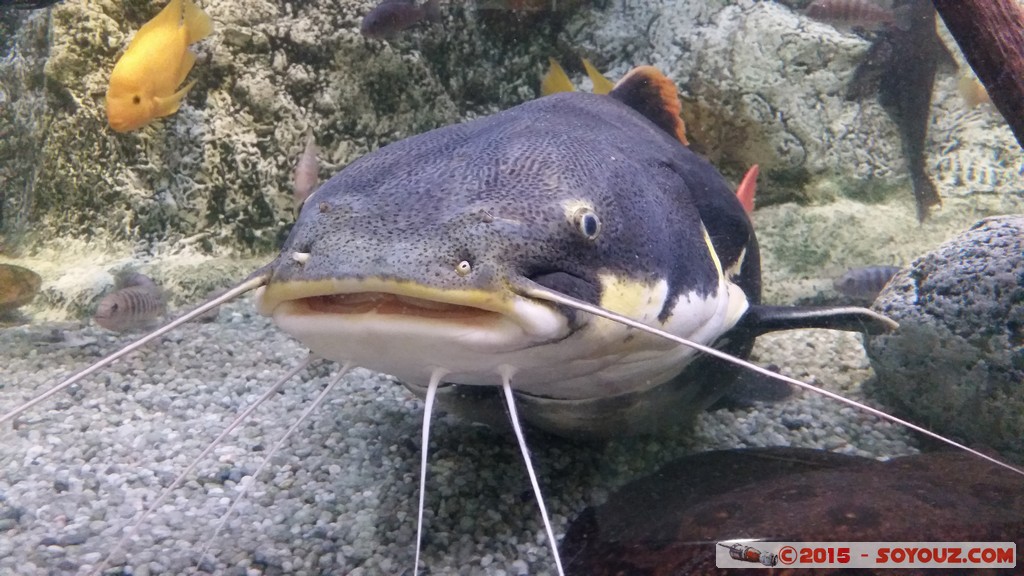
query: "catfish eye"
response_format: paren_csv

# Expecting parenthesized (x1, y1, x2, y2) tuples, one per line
(132, 95, 141, 105)
(455, 260, 472, 276)
(571, 207, 601, 241)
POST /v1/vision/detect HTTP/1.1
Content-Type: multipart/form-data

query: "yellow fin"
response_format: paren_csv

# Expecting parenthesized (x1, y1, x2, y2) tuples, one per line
(126, 0, 184, 52)
(182, 0, 213, 44)
(154, 79, 196, 117)
(582, 58, 614, 95)
(540, 57, 574, 96)
(175, 49, 197, 87)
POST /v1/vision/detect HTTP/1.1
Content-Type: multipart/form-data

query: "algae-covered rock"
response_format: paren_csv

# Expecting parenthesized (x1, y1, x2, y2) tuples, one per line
(5, 0, 575, 256)
(0, 9, 49, 243)
(3, 0, 1023, 321)
(567, 0, 1023, 207)
(865, 216, 1024, 459)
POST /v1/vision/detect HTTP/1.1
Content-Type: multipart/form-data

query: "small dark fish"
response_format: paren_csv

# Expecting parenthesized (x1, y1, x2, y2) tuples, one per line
(833, 265, 901, 301)
(805, 0, 907, 31)
(360, 0, 440, 39)
(93, 278, 167, 333)
(0, 0, 62, 9)
(845, 0, 954, 221)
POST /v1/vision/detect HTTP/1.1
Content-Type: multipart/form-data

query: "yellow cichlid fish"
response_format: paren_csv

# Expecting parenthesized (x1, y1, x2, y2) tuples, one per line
(106, 0, 213, 133)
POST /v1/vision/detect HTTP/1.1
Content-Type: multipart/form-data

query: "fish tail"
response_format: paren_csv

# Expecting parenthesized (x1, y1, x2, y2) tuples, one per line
(182, 0, 214, 44)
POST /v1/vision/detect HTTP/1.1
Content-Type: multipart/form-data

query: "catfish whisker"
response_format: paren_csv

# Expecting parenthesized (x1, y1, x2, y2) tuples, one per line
(519, 282, 1024, 479)
(199, 361, 353, 569)
(501, 368, 565, 576)
(95, 353, 314, 576)
(0, 274, 269, 427)
(414, 369, 445, 576)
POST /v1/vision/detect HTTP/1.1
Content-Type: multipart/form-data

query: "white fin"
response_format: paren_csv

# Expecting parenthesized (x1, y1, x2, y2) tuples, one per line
(198, 361, 352, 568)
(502, 371, 565, 576)
(96, 355, 314, 575)
(414, 369, 445, 575)
(520, 282, 1024, 479)
(0, 274, 267, 427)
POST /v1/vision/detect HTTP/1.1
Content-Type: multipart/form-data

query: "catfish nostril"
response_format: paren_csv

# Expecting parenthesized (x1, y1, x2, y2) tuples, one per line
(291, 252, 311, 265)
(455, 260, 472, 277)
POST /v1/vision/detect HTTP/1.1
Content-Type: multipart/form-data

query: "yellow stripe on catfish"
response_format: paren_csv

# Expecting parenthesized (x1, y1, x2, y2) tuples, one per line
(701, 224, 724, 283)
(700, 224, 748, 328)
(595, 273, 669, 325)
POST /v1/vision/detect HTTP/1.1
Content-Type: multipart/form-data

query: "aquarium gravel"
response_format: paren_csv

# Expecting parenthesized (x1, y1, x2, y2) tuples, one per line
(0, 300, 917, 575)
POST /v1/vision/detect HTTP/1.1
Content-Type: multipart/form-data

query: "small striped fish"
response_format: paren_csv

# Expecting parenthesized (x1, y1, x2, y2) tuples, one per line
(93, 278, 167, 332)
(832, 265, 901, 301)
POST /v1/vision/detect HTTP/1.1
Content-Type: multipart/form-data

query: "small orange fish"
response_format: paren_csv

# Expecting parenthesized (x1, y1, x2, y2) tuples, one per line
(736, 164, 758, 214)
(293, 128, 319, 208)
(105, 0, 213, 133)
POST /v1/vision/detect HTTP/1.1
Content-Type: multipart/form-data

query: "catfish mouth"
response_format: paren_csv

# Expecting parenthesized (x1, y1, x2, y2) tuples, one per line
(299, 292, 500, 321)
(253, 276, 574, 341)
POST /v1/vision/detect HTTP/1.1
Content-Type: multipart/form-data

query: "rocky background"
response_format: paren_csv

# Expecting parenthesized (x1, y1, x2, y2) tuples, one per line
(0, 2, 1021, 573)
(0, 0, 1021, 314)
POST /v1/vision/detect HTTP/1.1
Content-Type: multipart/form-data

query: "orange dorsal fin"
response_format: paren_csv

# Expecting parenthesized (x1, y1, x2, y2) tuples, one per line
(736, 164, 759, 214)
(609, 66, 688, 145)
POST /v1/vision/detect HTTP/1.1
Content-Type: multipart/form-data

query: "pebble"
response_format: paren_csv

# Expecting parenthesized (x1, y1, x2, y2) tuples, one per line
(0, 302, 919, 575)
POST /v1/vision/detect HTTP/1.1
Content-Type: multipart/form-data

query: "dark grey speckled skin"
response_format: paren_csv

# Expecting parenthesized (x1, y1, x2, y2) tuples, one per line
(268, 91, 757, 322)
(256, 90, 762, 437)
(257, 89, 889, 438)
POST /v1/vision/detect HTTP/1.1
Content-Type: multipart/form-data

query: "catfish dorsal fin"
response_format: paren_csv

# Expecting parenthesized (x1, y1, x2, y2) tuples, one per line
(609, 66, 688, 145)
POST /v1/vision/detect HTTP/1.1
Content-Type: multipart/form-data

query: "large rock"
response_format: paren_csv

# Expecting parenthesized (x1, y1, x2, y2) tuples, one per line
(865, 215, 1024, 458)
(571, 0, 1023, 205)
(562, 448, 1024, 575)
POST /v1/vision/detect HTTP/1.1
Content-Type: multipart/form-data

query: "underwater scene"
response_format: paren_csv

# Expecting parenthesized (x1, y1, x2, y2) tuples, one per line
(1, 0, 1023, 574)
